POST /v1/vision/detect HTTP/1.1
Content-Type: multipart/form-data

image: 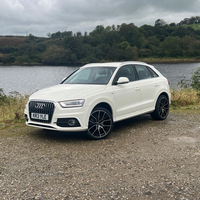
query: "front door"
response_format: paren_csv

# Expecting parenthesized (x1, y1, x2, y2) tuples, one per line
(112, 65, 141, 121)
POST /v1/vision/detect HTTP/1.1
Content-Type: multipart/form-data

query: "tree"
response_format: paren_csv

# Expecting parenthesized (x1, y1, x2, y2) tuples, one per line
(169, 23, 176, 27)
(28, 34, 35, 41)
(160, 36, 182, 57)
(178, 67, 200, 90)
(138, 37, 146, 49)
(42, 45, 70, 65)
(181, 35, 196, 56)
(105, 26, 111, 32)
(172, 26, 189, 38)
(119, 23, 142, 47)
(51, 31, 62, 39)
(126, 46, 138, 60)
(146, 36, 159, 47)
(62, 31, 73, 38)
(139, 24, 155, 37)
(119, 41, 130, 51)
(139, 49, 152, 58)
(63, 37, 85, 59)
(89, 25, 105, 36)
(47, 33, 51, 38)
(111, 25, 116, 31)
(76, 31, 82, 37)
(95, 43, 111, 60)
(191, 67, 200, 90)
(36, 43, 47, 52)
(82, 35, 98, 46)
(155, 19, 167, 27)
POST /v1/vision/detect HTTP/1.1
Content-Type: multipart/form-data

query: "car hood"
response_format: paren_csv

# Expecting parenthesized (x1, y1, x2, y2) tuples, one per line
(30, 84, 107, 102)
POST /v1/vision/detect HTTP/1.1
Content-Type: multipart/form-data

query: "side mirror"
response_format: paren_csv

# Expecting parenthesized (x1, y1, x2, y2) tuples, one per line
(117, 77, 129, 84)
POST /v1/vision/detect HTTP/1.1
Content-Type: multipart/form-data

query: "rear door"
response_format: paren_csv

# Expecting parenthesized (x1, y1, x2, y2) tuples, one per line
(134, 65, 161, 112)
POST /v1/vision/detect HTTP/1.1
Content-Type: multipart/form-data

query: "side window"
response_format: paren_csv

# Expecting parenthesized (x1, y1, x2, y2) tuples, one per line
(148, 67, 159, 77)
(135, 65, 152, 80)
(113, 65, 136, 84)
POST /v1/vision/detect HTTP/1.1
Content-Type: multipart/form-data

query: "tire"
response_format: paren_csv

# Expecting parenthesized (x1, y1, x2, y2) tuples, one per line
(151, 94, 169, 120)
(86, 107, 113, 140)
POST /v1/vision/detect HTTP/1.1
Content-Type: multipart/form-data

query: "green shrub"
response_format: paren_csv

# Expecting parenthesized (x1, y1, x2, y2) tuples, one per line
(191, 67, 200, 90)
(178, 67, 200, 90)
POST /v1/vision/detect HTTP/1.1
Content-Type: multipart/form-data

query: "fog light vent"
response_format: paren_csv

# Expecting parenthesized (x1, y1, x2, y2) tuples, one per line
(68, 119, 76, 126)
(57, 118, 80, 127)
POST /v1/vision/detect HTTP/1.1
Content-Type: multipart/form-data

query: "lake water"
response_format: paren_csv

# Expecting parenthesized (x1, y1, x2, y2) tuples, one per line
(0, 63, 200, 95)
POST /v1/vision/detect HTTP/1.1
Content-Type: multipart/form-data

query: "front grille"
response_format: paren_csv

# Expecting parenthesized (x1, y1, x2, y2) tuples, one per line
(29, 101, 55, 123)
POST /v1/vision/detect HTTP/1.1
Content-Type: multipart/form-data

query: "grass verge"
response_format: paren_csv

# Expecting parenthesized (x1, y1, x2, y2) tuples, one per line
(0, 90, 28, 129)
(170, 89, 200, 113)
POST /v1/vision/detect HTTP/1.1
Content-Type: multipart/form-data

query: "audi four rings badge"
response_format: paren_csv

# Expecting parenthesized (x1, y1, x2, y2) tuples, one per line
(35, 103, 46, 109)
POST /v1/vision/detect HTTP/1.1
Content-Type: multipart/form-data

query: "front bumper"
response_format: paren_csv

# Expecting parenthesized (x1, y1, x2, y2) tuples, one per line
(24, 101, 89, 132)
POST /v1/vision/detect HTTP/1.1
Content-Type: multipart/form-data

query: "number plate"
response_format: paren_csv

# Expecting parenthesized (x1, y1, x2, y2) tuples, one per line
(31, 113, 49, 121)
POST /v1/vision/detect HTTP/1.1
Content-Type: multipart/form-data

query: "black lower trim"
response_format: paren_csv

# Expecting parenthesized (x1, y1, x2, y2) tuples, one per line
(25, 114, 28, 122)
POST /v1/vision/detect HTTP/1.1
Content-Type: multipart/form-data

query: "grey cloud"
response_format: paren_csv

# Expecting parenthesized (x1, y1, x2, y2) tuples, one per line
(0, 0, 200, 37)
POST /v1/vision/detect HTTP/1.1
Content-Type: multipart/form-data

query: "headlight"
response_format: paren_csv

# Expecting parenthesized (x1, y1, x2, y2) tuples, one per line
(59, 99, 85, 108)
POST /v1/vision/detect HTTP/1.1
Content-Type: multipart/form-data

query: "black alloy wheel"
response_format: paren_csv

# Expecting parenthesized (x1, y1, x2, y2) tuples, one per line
(151, 94, 169, 120)
(86, 107, 113, 139)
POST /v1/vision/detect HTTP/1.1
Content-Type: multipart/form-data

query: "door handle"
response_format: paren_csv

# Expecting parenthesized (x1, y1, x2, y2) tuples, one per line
(154, 83, 159, 87)
(135, 87, 140, 91)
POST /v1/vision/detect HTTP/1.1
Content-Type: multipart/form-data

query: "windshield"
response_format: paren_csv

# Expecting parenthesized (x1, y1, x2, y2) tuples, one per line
(63, 67, 116, 85)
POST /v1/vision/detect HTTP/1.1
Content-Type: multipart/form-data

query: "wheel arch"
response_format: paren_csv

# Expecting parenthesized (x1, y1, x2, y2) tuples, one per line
(158, 92, 170, 100)
(153, 91, 170, 110)
(92, 102, 113, 116)
(151, 91, 170, 120)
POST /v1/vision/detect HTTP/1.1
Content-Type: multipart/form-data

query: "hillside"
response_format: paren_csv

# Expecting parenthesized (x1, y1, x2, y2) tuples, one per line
(182, 24, 200, 31)
(0, 36, 26, 47)
(1, 18, 200, 65)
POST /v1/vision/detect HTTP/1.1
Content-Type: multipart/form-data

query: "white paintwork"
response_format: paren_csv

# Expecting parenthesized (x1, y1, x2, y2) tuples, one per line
(24, 61, 171, 131)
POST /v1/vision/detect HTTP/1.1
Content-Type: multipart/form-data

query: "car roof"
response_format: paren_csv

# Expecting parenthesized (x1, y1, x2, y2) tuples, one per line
(82, 61, 148, 68)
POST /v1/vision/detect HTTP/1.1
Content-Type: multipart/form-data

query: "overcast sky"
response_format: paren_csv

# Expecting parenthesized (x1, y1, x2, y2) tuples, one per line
(0, 0, 200, 37)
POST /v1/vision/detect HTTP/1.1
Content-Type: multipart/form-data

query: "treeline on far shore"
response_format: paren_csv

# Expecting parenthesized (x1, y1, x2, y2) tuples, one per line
(1, 18, 200, 66)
